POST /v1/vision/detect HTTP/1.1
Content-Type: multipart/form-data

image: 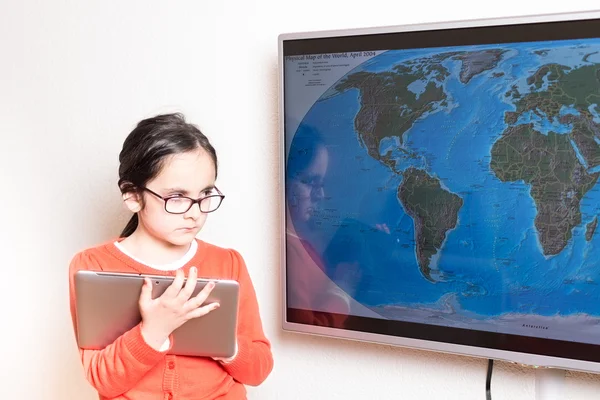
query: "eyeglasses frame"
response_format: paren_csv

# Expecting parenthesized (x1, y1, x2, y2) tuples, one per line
(140, 186, 225, 214)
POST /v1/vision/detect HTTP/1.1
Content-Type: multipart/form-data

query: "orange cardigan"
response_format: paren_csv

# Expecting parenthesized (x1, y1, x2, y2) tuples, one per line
(68, 239, 273, 400)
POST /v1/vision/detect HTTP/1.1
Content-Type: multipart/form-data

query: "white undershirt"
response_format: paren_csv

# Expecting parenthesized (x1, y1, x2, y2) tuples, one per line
(113, 239, 198, 271)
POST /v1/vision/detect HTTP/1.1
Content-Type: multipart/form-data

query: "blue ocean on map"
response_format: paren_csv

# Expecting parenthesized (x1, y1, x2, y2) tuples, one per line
(286, 38, 600, 332)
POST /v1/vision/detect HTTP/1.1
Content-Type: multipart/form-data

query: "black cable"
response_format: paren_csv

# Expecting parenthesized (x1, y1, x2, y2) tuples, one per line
(486, 359, 494, 400)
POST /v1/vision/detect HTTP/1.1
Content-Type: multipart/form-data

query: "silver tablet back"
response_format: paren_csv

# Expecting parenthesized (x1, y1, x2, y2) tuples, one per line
(74, 270, 239, 358)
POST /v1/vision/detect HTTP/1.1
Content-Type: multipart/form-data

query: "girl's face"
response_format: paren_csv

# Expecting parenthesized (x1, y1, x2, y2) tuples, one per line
(288, 145, 328, 225)
(131, 149, 217, 247)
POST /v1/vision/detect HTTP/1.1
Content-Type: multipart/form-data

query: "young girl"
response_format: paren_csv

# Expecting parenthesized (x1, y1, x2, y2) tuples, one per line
(68, 113, 273, 400)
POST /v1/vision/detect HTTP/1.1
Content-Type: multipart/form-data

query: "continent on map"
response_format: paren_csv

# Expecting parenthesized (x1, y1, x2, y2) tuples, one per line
(506, 62, 600, 132)
(334, 66, 447, 161)
(398, 167, 464, 281)
(496, 61, 600, 255)
(586, 216, 598, 241)
(334, 49, 505, 162)
(453, 49, 507, 84)
(490, 124, 599, 255)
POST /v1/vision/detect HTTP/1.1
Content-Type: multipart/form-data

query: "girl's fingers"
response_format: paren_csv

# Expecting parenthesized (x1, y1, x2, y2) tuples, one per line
(178, 267, 198, 301)
(185, 281, 216, 310)
(187, 302, 220, 319)
(138, 278, 153, 304)
(163, 269, 185, 298)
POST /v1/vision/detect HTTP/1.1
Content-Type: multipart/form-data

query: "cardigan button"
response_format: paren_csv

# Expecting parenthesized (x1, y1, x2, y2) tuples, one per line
(168, 361, 175, 370)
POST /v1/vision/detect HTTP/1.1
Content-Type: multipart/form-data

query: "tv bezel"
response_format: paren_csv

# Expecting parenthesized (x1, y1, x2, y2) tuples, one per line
(278, 10, 600, 374)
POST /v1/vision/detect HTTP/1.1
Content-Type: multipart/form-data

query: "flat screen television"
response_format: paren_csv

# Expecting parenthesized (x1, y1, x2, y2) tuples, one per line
(278, 10, 600, 374)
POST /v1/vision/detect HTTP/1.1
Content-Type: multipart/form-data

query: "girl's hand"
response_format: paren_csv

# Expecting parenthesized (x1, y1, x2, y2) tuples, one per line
(138, 267, 219, 350)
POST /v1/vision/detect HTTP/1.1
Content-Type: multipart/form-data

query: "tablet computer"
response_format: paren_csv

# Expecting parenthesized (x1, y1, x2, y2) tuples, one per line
(74, 270, 239, 358)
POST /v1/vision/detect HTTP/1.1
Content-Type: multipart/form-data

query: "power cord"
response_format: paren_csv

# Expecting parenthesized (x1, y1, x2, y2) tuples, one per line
(486, 359, 494, 400)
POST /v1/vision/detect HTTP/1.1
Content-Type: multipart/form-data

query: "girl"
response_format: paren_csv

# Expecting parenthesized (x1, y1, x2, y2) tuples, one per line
(69, 113, 273, 400)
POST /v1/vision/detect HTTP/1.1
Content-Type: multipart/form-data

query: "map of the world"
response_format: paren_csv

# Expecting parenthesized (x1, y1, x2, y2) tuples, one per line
(286, 39, 600, 344)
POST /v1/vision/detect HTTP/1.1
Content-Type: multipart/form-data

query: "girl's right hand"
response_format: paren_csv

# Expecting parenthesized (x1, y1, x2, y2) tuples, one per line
(138, 267, 219, 350)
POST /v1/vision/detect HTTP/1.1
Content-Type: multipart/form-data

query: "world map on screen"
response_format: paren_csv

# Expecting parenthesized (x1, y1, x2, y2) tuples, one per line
(287, 39, 600, 343)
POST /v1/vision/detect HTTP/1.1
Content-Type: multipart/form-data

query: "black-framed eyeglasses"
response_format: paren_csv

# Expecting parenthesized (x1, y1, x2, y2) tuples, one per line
(141, 186, 225, 214)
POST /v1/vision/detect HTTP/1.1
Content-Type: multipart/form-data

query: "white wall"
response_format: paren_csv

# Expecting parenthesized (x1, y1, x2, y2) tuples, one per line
(2, 1, 600, 399)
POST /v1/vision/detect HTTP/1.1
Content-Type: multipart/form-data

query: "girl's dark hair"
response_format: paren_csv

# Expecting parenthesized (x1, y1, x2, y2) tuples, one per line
(118, 113, 218, 237)
(286, 123, 325, 181)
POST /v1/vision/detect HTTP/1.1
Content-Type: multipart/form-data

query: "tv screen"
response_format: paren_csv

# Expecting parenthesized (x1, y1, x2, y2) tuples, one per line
(279, 11, 600, 373)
